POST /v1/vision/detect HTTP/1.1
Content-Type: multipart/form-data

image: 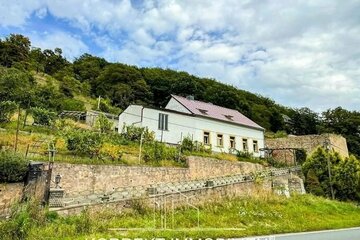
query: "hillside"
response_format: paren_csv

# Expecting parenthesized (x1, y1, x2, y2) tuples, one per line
(1, 33, 360, 156)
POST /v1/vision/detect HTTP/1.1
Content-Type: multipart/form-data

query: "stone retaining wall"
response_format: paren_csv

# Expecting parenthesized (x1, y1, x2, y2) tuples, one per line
(0, 183, 23, 217)
(51, 156, 264, 198)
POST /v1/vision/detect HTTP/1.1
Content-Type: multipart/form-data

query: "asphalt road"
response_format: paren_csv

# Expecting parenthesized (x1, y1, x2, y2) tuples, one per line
(241, 227, 360, 240)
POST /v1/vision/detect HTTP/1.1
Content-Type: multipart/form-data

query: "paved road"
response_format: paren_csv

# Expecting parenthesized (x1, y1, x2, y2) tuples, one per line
(241, 227, 360, 240)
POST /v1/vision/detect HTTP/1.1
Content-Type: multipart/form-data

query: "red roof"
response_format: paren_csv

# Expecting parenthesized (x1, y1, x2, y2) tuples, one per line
(171, 95, 264, 130)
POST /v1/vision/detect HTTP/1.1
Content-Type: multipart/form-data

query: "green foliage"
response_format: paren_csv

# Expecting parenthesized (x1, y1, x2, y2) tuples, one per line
(60, 98, 86, 111)
(64, 130, 104, 157)
(0, 150, 28, 183)
(95, 113, 113, 133)
(320, 107, 360, 157)
(0, 200, 56, 240)
(121, 125, 155, 143)
(303, 147, 360, 201)
(143, 141, 180, 164)
(0, 34, 31, 68)
(295, 148, 307, 165)
(180, 136, 194, 152)
(95, 98, 122, 115)
(333, 156, 360, 201)
(306, 168, 326, 196)
(31, 107, 57, 126)
(0, 101, 17, 122)
(0, 67, 35, 107)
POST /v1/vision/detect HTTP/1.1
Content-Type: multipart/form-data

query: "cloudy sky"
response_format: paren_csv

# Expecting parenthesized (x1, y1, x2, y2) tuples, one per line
(0, 0, 359, 111)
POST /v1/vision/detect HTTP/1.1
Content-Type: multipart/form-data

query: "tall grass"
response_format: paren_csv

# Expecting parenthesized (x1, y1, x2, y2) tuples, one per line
(2, 193, 360, 239)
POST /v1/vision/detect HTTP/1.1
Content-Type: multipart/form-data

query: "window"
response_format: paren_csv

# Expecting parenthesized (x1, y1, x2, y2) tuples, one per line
(230, 136, 236, 149)
(217, 134, 223, 147)
(242, 138, 248, 151)
(158, 113, 168, 130)
(224, 115, 234, 121)
(253, 140, 259, 153)
(197, 108, 208, 115)
(203, 132, 210, 145)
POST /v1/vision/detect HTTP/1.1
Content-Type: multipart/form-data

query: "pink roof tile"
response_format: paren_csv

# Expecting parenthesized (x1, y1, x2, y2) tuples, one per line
(171, 95, 264, 130)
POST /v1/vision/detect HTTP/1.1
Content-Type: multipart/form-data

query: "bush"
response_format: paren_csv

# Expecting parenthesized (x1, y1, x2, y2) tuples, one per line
(121, 125, 154, 143)
(0, 150, 28, 183)
(31, 107, 57, 126)
(0, 101, 17, 123)
(64, 130, 103, 157)
(95, 113, 112, 133)
(143, 141, 181, 164)
(180, 136, 194, 152)
(60, 98, 86, 111)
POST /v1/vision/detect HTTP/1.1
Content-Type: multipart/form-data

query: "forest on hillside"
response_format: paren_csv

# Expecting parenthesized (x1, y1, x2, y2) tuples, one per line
(1, 34, 360, 156)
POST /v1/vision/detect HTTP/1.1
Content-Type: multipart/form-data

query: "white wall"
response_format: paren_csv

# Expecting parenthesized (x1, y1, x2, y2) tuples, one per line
(119, 105, 264, 157)
(165, 98, 191, 113)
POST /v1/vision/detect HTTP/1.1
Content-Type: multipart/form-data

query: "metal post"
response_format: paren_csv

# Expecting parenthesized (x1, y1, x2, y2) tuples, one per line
(138, 131, 144, 164)
(14, 105, 21, 152)
(324, 139, 335, 200)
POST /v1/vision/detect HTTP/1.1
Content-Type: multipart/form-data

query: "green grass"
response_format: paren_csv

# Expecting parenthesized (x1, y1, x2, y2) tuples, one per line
(2, 194, 360, 240)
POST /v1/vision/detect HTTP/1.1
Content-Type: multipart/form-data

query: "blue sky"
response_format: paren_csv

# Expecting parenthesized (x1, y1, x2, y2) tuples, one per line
(0, 0, 359, 111)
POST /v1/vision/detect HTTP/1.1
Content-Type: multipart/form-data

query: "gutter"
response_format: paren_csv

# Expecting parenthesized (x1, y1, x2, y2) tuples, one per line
(131, 106, 144, 126)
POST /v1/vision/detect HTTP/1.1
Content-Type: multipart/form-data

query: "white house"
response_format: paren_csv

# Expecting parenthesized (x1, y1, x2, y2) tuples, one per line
(118, 95, 265, 157)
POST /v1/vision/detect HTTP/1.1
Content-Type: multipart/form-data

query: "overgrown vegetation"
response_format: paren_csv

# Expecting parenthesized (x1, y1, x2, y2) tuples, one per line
(2, 193, 360, 239)
(0, 150, 28, 183)
(302, 147, 360, 201)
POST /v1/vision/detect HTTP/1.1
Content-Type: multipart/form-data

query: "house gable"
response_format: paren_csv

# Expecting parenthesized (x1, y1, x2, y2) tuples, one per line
(165, 97, 192, 114)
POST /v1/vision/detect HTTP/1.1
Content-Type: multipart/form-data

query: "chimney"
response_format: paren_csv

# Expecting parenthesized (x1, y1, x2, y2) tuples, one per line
(186, 95, 195, 100)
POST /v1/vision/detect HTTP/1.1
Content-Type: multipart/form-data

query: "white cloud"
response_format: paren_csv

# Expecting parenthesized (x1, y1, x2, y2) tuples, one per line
(29, 31, 88, 60)
(1, 0, 360, 110)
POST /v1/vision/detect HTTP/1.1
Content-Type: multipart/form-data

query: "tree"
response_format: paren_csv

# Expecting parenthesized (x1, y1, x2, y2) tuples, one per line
(0, 34, 31, 67)
(0, 67, 35, 107)
(333, 156, 360, 201)
(305, 168, 325, 196)
(320, 107, 360, 157)
(0, 101, 17, 122)
(29, 47, 46, 73)
(73, 53, 108, 81)
(31, 107, 57, 126)
(287, 107, 319, 135)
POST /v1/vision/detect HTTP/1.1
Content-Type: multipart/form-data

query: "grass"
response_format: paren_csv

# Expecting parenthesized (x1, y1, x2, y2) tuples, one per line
(2, 193, 360, 239)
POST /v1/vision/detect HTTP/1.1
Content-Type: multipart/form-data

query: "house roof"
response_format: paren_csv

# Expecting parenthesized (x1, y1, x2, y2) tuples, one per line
(170, 94, 264, 130)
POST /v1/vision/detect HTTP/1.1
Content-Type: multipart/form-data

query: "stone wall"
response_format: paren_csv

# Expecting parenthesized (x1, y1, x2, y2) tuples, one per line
(265, 134, 349, 164)
(55, 174, 304, 216)
(51, 156, 264, 198)
(0, 183, 23, 217)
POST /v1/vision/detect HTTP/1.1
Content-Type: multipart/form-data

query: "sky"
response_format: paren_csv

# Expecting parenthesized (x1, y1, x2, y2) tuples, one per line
(0, 0, 359, 111)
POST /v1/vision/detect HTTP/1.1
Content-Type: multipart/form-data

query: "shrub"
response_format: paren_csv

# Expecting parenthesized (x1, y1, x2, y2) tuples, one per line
(95, 113, 113, 133)
(60, 98, 86, 111)
(31, 107, 57, 126)
(0, 101, 17, 123)
(180, 136, 194, 152)
(143, 141, 181, 164)
(0, 150, 28, 183)
(99, 143, 123, 161)
(64, 130, 103, 157)
(121, 125, 154, 143)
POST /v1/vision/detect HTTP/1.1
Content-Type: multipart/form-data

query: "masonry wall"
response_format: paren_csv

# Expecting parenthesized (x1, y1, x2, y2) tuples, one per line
(0, 183, 23, 217)
(51, 156, 264, 198)
(265, 134, 349, 164)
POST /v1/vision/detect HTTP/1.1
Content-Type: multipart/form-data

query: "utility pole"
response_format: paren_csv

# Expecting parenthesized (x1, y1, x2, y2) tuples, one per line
(324, 139, 335, 200)
(14, 105, 21, 152)
(97, 96, 101, 110)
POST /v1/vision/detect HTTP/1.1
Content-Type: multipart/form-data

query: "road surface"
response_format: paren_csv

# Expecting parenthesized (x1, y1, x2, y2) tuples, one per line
(241, 227, 360, 240)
